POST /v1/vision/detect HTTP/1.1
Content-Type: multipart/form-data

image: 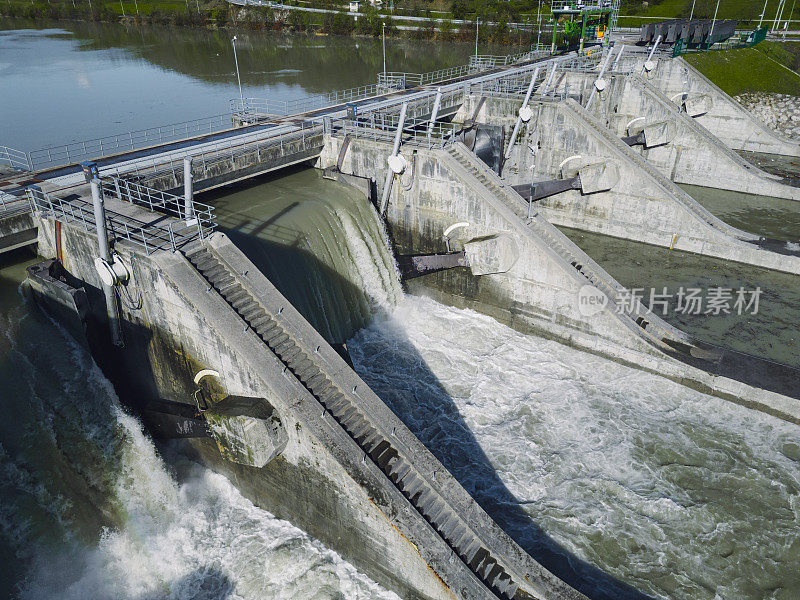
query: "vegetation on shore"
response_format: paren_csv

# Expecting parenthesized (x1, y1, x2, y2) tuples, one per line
(0, 0, 538, 44)
(618, 0, 797, 28)
(684, 41, 800, 96)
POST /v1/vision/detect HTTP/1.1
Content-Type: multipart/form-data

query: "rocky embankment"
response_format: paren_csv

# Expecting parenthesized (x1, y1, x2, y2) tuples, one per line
(735, 92, 800, 139)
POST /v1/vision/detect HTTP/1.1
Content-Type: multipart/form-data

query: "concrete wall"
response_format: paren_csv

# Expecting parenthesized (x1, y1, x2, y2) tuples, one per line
(32, 216, 462, 600)
(615, 54, 800, 157)
(31, 211, 595, 600)
(469, 95, 800, 275)
(550, 70, 800, 201)
(323, 136, 800, 423)
(0, 211, 36, 254)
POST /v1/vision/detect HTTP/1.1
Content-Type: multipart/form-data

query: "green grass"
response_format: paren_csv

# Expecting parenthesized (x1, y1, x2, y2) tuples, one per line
(620, 0, 796, 27)
(684, 43, 800, 95)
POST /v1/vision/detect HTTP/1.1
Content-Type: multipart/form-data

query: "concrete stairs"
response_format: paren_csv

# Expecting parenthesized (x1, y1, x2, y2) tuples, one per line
(444, 142, 699, 354)
(182, 241, 530, 600)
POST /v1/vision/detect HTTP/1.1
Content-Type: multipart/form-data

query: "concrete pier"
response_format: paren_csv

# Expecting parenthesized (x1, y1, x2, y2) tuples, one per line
(546, 69, 800, 201)
(615, 54, 800, 157)
(459, 95, 800, 275)
(323, 135, 800, 423)
(26, 193, 590, 599)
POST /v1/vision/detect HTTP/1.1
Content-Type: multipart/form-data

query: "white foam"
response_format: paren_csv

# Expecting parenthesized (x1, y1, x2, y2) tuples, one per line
(19, 406, 398, 600)
(0, 294, 396, 600)
(349, 295, 800, 600)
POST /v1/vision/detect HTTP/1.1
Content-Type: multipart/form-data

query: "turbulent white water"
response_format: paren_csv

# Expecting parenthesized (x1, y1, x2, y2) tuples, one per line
(0, 276, 397, 600)
(348, 295, 800, 600)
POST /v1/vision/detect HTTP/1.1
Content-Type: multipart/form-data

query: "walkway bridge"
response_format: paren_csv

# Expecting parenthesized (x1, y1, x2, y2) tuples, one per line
(0, 49, 590, 256)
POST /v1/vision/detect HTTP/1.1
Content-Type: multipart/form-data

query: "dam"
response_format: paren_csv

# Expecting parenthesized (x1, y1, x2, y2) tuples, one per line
(1, 24, 799, 600)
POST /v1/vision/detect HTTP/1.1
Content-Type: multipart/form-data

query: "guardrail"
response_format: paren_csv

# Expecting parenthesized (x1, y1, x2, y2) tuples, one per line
(377, 50, 551, 91)
(234, 48, 555, 120)
(115, 121, 324, 181)
(28, 177, 216, 254)
(0, 146, 32, 171)
(16, 114, 235, 173)
(468, 49, 549, 70)
(232, 84, 383, 118)
(331, 111, 462, 149)
(0, 190, 31, 217)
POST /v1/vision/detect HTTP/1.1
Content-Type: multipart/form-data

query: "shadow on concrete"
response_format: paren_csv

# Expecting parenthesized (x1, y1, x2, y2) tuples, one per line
(348, 317, 653, 600)
(22, 170, 651, 600)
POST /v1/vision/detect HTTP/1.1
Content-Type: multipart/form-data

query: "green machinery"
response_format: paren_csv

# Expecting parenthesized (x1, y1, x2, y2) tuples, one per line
(550, 0, 613, 54)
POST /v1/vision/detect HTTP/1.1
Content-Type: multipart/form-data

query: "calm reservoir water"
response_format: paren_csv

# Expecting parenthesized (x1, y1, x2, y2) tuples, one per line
(0, 22, 798, 600)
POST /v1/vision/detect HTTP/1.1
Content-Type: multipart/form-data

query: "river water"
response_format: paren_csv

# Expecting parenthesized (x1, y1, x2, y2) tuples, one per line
(0, 21, 467, 599)
(1, 21, 799, 600)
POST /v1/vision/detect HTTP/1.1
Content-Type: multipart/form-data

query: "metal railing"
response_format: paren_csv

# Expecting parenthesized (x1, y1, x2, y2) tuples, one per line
(116, 121, 324, 181)
(235, 49, 554, 121)
(19, 114, 235, 172)
(231, 84, 383, 119)
(28, 178, 216, 255)
(331, 111, 462, 149)
(551, 0, 613, 11)
(0, 190, 31, 217)
(468, 49, 548, 70)
(377, 50, 551, 91)
(0, 146, 32, 171)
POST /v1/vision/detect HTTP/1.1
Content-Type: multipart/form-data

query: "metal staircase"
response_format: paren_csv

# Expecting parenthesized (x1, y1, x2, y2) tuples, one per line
(182, 241, 536, 600)
(443, 142, 698, 353)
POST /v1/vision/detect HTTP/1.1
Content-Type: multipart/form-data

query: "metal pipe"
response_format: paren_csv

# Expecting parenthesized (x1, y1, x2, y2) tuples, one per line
(612, 44, 625, 70)
(232, 36, 244, 110)
(183, 156, 194, 221)
(427, 88, 443, 137)
(541, 62, 557, 95)
(758, 0, 768, 28)
(773, 0, 785, 30)
(90, 179, 124, 347)
(382, 22, 387, 77)
(586, 46, 616, 109)
(390, 101, 407, 158)
(380, 102, 408, 216)
(504, 66, 540, 160)
(708, 0, 721, 46)
(641, 35, 661, 74)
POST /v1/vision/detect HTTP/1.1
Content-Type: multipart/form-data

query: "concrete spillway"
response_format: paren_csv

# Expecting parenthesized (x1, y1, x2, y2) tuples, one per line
(8, 45, 800, 600)
(25, 203, 591, 599)
(327, 135, 800, 422)
(615, 54, 800, 158)
(547, 69, 800, 201)
(473, 96, 800, 275)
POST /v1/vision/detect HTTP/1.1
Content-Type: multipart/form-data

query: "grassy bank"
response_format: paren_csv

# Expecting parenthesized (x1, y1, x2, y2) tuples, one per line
(618, 0, 797, 28)
(684, 41, 800, 96)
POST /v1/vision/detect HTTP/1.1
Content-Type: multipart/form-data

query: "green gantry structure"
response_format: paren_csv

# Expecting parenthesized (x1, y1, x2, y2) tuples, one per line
(551, 0, 613, 55)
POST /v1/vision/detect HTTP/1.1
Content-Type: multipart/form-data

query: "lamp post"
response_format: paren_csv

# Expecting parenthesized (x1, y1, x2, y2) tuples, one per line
(475, 17, 479, 57)
(708, 0, 721, 48)
(232, 35, 244, 110)
(536, 0, 542, 48)
(689, 0, 697, 20)
(382, 22, 387, 76)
